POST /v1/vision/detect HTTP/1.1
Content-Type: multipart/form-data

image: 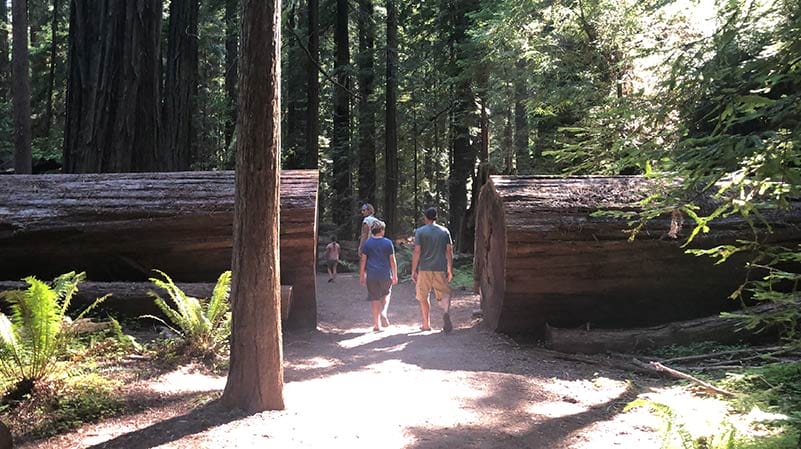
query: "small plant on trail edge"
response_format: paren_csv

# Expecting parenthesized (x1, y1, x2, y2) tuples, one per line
(0, 272, 108, 400)
(142, 270, 231, 359)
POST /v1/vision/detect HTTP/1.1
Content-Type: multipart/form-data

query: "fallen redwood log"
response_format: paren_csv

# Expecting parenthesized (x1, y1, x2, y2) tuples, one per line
(0, 281, 294, 322)
(0, 170, 317, 329)
(545, 302, 784, 354)
(474, 175, 801, 337)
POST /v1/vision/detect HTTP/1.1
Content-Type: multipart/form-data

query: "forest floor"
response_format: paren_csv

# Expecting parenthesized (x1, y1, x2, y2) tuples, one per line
(16, 273, 733, 449)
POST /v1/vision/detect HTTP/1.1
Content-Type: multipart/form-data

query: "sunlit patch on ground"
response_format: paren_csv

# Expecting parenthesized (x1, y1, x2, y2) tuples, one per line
(149, 365, 226, 394)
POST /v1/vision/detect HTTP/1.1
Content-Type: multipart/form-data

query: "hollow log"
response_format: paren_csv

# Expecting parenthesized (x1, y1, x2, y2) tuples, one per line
(0, 281, 293, 321)
(0, 170, 318, 329)
(545, 302, 784, 354)
(474, 176, 801, 337)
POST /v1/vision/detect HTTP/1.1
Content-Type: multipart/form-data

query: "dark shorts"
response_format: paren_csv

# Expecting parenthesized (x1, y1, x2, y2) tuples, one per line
(366, 279, 392, 301)
(327, 260, 338, 270)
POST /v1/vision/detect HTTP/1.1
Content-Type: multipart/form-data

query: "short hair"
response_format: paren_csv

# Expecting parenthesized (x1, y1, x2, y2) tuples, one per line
(370, 219, 386, 235)
(424, 207, 437, 221)
(330, 235, 337, 242)
(361, 203, 374, 214)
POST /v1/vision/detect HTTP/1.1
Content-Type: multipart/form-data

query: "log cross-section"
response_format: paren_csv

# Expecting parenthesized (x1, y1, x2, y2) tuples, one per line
(0, 170, 319, 329)
(474, 175, 801, 337)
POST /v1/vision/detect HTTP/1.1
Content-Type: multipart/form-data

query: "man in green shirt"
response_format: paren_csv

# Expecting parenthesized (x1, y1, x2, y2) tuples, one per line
(411, 207, 454, 333)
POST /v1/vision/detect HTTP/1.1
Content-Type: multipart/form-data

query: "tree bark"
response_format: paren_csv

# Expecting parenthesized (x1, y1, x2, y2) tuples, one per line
(11, 0, 32, 174)
(357, 0, 376, 207)
(0, 0, 11, 102)
(0, 170, 319, 330)
(161, 0, 200, 171)
(474, 176, 801, 337)
(545, 302, 785, 354)
(304, 0, 319, 169)
(221, 0, 284, 412)
(513, 59, 529, 173)
(384, 0, 398, 236)
(331, 0, 352, 237)
(43, 0, 60, 138)
(282, 1, 305, 168)
(64, 0, 162, 173)
(223, 0, 238, 154)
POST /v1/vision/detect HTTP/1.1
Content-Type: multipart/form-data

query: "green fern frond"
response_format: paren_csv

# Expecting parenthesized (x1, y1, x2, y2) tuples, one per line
(207, 271, 231, 327)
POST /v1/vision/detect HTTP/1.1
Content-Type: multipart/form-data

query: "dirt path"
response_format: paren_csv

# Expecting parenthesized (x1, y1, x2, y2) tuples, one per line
(21, 274, 666, 449)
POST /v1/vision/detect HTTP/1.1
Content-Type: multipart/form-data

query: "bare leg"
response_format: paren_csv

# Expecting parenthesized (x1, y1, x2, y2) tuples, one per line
(380, 294, 391, 327)
(417, 294, 431, 330)
(371, 300, 382, 331)
(332, 261, 338, 280)
(438, 294, 453, 333)
(327, 264, 333, 281)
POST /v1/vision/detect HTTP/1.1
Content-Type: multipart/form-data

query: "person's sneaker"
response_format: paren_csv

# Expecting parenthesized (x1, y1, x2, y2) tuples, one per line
(443, 313, 453, 333)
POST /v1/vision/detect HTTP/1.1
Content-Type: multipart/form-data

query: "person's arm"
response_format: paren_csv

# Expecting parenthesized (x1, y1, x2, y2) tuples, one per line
(389, 253, 398, 285)
(411, 245, 421, 283)
(359, 253, 368, 286)
(446, 243, 454, 282)
(358, 222, 369, 257)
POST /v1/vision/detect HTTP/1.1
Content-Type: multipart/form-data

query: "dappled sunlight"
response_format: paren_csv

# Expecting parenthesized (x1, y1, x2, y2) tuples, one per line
(148, 365, 226, 394)
(336, 324, 436, 349)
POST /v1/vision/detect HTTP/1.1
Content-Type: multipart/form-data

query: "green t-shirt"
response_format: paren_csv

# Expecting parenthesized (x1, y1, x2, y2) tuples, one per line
(414, 223, 452, 272)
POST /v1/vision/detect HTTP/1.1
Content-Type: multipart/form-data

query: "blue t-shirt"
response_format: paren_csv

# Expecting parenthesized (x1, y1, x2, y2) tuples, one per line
(414, 223, 452, 272)
(361, 237, 395, 280)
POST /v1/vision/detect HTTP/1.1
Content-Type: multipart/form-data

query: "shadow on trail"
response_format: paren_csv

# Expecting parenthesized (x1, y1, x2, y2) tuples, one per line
(83, 398, 244, 449)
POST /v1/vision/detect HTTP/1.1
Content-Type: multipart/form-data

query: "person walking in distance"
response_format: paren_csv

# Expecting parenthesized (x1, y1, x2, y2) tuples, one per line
(359, 219, 398, 331)
(411, 207, 454, 333)
(358, 203, 379, 258)
(325, 235, 341, 282)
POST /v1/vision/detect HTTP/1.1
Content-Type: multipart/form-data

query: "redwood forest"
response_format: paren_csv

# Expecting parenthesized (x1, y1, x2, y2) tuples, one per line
(1, 0, 800, 448)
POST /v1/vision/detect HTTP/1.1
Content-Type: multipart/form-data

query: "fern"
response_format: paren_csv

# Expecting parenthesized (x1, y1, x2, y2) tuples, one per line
(0, 272, 108, 391)
(142, 270, 232, 357)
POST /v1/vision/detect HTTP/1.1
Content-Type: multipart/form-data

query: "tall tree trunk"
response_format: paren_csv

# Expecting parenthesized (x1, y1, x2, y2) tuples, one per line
(64, 0, 162, 173)
(332, 0, 352, 237)
(503, 106, 513, 174)
(357, 0, 376, 206)
(161, 0, 200, 171)
(446, 0, 477, 251)
(384, 0, 398, 236)
(224, 0, 238, 154)
(44, 0, 60, 138)
(513, 59, 529, 173)
(221, 0, 285, 412)
(282, 1, 305, 169)
(11, 0, 32, 174)
(304, 0, 319, 169)
(0, 0, 10, 102)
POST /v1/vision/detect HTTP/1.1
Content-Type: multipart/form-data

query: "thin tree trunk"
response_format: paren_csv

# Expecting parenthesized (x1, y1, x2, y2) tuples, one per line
(11, 0, 32, 174)
(332, 0, 352, 236)
(282, 1, 305, 168)
(384, 0, 398, 236)
(304, 0, 319, 169)
(1, 0, 11, 102)
(503, 106, 513, 174)
(357, 0, 376, 206)
(64, 0, 162, 173)
(221, 0, 285, 412)
(43, 0, 60, 138)
(513, 59, 529, 173)
(224, 0, 238, 154)
(161, 0, 200, 171)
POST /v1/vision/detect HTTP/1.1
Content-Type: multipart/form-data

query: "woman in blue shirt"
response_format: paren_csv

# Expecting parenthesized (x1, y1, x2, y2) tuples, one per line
(359, 219, 398, 331)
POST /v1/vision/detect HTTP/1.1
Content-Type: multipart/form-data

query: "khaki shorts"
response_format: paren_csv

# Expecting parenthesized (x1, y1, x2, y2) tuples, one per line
(416, 271, 451, 302)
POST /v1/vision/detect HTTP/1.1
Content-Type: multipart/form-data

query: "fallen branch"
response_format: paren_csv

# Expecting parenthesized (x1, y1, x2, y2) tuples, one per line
(660, 345, 785, 365)
(648, 361, 737, 397)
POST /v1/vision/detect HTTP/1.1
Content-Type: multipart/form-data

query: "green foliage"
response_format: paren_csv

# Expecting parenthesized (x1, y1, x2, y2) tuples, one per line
(451, 260, 474, 291)
(720, 362, 801, 429)
(141, 270, 232, 358)
(627, 398, 738, 449)
(0, 272, 108, 392)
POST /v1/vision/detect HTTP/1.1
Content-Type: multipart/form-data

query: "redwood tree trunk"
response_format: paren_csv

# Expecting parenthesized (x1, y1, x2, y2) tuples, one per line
(1, 0, 11, 102)
(332, 0, 352, 236)
(384, 0, 398, 236)
(161, 0, 200, 171)
(11, 0, 32, 174)
(221, 0, 284, 412)
(224, 0, 238, 154)
(43, 0, 60, 138)
(357, 0, 376, 206)
(304, 0, 319, 169)
(513, 59, 529, 173)
(64, 0, 162, 173)
(282, 2, 304, 168)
